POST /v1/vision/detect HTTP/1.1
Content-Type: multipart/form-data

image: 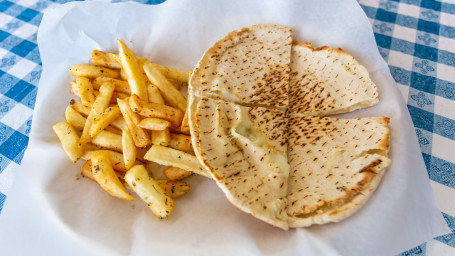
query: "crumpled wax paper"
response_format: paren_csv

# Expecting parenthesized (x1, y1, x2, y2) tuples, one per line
(0, 0, 449, 255)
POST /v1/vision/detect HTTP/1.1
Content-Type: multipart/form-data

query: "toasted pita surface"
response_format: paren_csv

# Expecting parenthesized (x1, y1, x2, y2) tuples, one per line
(286, 115, 390, 227)
(189, 95, 290, 229)
(289, 42, 379, 116)
(190, 24, 292, 109)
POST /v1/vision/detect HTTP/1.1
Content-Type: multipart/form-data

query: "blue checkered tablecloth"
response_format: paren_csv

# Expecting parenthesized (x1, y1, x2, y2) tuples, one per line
(0, 0, 454, 255)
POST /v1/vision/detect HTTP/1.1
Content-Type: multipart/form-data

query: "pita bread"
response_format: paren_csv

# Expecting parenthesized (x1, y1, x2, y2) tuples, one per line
(289, 42, 379, 116)
(188, 24, 390, 230)
(286, 115, 391, 227)
(189, 24, 292, 109)
(189, 95, 290, 230)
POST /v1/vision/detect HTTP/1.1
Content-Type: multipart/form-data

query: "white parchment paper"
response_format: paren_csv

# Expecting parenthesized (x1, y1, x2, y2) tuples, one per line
(0, 0, 449, 255)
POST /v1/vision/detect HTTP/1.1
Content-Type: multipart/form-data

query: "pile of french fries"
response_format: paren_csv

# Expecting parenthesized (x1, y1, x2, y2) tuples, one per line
(53, 40, 210, 219)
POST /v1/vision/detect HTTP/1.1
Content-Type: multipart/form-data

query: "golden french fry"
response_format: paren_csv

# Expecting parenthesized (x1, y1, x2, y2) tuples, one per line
(120, 69, 128, 80)
(70, 82, 127, 105)
(138, 118, 171, 131)
(147, 83, 165, 104)
(144, 145, 211, 178)
(65, 105, 86, 130)
(81, 160, 94, 179)
(80, 82, 115, 144)
(92, 77, 131, 94)
(110, 116, 128, 131)
(70, 99, 91, 116)
(129, 94, 183, 127)
(91, 150, 135, 201)
(82, 149, 131, 172)
(76, 76, 96, 106)
(89, 106, 121, 138)
(143, 61, 187, 112)
(122, 129, 136, 170)
(70, 64, 119, 79)
(136, 147, 148, 162)
(151, 128, 170, 146)
(82, 142, 103, 152)
(147, 62, 190, 83)
(124, 165, 175, 218)
(82, 162, 186, 199)
(104, 125, 122, 135)
(180, 109, 190, 135)
(91, 130, 123, 152)
(163, 167, 192, 181)
(156, 179, 191, 198)
(118, 40, 148, 100)
(91, 50, 122, 69)
(169, 133, 193, 152)
(169, 80, 182, 90)
(53, 121, 83, 163)
(117, 98, 151, 148)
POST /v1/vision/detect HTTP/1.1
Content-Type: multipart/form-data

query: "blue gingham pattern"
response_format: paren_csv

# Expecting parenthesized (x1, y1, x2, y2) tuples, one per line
(0, 0, 453, 255)
(359, 0, 455, 254)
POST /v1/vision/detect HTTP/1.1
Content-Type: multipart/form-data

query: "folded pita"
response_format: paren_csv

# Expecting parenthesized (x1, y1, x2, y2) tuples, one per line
(286, 115, 391, 227)
(289, 42, 379, 116)
(189, 24, 293, 109)
(189, 95, 290, 230)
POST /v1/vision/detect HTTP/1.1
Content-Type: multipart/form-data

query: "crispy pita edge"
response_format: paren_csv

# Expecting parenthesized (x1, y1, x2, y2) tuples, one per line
(288, 155, 390, 227)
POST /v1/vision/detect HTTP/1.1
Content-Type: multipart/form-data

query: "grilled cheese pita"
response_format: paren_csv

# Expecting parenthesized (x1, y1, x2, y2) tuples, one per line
(189, 95, 290, 229)
(190, 24, 292, 109)
(289, 42, 379, 116)
(286, 115, 390, 227)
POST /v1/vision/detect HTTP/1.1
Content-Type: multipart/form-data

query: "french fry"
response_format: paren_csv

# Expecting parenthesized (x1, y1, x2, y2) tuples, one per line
(136, 58, 181, 90)
(136, 147, 148, 162)
(169, 133, 193, 152)
(180, 109, 190, 135)
(169, 80, 182, 91)
(76, 76, 96, 106)
(91, 130, 123, 152)
(111, 116, 128, 131)
(81, 160, 94, 179)
(70, 82, 128, 104)
(138, 118, 171, 131)
(147, 83, 165, 104)
(70, 99, 91, 116)
(163, 167, 192, 181)
(65, 105, 86, 130)
(104, 125, 122, 135)
(91, 150, 135, 201)
(117, 98, 151, 148)
(156, 179, 191, 198)
(118, 40, 148, 100)
(120, 69, 128, 81)
(124, 165, 175, 218)
(82, 161, 188, 199)
(79, 82, 115, 144)
(129, 94, 183, 127)
(89, 106, 122, 138)
(53, 121, 83, 162)
(91, 50, 122, 69)
(92, 77, 131, 94)
(144, 145, 211, 178)
(82, 150, 130, 172)
(143, 61, 187, 112)
(70, 64, 120, 79)
(82, 142, 103, 152)
(151, 129, 170, 146)
(122, 129, 136, 170)
(147, 62, 190, 83)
